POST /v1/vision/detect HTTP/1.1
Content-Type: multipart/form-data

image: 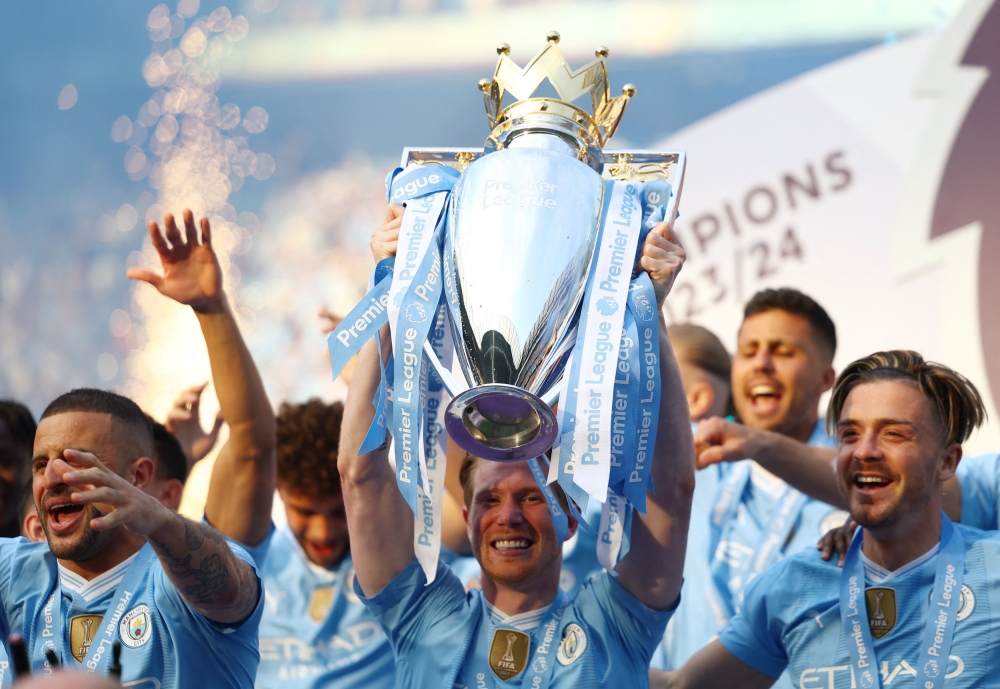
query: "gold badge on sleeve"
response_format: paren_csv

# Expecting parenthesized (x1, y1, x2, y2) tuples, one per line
(70, 614, 104, 662)
(489, 628, 530, 681)
(865, 587, 897, 639)
(308, 586, 336, 623)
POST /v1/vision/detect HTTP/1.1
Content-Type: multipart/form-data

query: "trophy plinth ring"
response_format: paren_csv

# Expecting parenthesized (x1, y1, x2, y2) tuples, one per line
(444, 384, 559, 462)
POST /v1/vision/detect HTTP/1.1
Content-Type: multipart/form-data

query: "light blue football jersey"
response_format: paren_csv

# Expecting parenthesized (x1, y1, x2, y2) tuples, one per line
(244, 526, 395, 689)
(358, 557, 674, 689)
(651, 420, 848, 675)
(955, 453, 1000, 530)
(719, 523, 1000, 687)
(559, 500, 604, 595)
(0, 536, 263, 688)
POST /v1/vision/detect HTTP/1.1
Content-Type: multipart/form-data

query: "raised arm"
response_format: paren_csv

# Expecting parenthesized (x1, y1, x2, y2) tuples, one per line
(695, 417, 845, 508)
(615, 222, 696, 611)
(128, 210, 276, 546)
(650, 640, 775, 689)
(337, 204, 415, 597)
(59, 449, 259, 624)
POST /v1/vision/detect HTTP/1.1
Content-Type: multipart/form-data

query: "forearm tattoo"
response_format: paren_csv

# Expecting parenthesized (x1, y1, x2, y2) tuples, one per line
(149, 515, 258, 618)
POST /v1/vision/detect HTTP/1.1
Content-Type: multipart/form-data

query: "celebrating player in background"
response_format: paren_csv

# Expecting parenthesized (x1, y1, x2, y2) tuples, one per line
(651, 288, 846, 678)
(337, 211, 694, 688)
(664, 350, 1000, 688)
(134, 209, 403, 688)
(14, 388, 262, 685)
(0, 400, 36, 537)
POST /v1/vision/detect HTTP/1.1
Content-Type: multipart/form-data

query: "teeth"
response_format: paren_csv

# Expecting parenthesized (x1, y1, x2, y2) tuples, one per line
(750, 385, 777, 397)
(857, 476, 889, 485)
(494, 540, 530, 550)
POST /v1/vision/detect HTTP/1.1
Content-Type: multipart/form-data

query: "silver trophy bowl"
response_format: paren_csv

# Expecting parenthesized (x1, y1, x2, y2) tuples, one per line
(442, 110, 605, 461)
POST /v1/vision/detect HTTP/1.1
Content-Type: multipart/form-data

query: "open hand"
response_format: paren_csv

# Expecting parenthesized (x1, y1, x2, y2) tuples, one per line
(127, 209, 225, 313)
(371, 203, 403, 262)
(694, 417, 760, 469)
(165, 383, 224, 464)
(639, 220, 685, 307)
(59, 450, 170, 536)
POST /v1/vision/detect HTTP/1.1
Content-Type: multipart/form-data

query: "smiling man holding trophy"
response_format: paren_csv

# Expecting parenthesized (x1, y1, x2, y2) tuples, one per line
(330, 33, 693, 688)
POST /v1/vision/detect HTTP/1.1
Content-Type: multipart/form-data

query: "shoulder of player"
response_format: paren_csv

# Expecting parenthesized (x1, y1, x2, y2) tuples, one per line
(956, 522, 1000, 565)
(754, 549, 840, 597)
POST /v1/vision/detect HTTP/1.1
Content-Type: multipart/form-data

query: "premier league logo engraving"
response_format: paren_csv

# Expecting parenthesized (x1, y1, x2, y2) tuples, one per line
(119, 604, 153, 649)
(489, 628, 529, 681)
(70, 614, 103, 662)
(556, 623, 588, 666)
(860, 670, 874, 689)
(865, 587, 897, 639)
(924, 659, 940, 678)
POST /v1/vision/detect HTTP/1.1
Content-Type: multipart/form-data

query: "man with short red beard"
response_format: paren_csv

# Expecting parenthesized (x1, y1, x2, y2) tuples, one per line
(10, 388, 262, 686)
(651, 289, 846, 678)
(338, 215, 694, 689)
(663, 350, 1000, 688)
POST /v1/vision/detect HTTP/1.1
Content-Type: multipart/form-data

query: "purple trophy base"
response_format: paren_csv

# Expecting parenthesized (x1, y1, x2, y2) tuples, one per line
(445, 384, 558, 462)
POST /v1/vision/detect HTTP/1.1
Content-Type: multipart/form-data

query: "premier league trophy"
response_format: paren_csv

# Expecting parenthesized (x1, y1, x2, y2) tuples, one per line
(329, 32, 684, 579)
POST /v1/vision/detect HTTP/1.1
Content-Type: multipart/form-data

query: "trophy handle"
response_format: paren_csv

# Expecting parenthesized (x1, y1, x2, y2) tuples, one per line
(422, 341, 469, 398)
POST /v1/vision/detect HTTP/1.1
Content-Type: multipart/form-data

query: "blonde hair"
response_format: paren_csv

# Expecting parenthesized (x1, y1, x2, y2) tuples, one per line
(827, 350, 986, 445)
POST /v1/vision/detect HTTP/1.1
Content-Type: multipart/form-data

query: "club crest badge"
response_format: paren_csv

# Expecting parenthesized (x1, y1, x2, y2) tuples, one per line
(865, 587, 897, 639)
(70, 614, 104, 662)
(489, 628, 530, 681)
(119, 604, 152, 649)
(556, 623, 587, 666)
(928, 584, 975, 621)
(308, 585, 337, 622)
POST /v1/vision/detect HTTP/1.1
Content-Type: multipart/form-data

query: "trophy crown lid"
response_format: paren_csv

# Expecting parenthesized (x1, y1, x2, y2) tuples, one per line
(479, 33, 634, 148)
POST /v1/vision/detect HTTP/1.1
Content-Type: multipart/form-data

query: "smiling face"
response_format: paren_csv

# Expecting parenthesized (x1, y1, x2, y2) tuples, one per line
(32, 412, 126, 561)
(280, 487, 350, 569)
(464, 461, 566, 588)
(732, 310, 835, 439)
(835, 380, 959, 531)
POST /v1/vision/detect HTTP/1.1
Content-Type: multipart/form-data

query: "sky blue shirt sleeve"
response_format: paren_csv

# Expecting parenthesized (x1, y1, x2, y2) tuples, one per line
(718, 558, 791, 678)
(355, 557, 470, 656)
(957, 453, 1000, 530)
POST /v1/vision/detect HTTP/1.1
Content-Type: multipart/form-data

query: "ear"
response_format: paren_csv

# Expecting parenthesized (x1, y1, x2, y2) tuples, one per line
(820, 364, 837, 394)
(686, 381, 716, 422)
(130, 456, 157, 492)
(564, 509, 579, 542)
(463, 504, 473, 542)
(938, 443, 963, 483)
(158, 479, 185, 511)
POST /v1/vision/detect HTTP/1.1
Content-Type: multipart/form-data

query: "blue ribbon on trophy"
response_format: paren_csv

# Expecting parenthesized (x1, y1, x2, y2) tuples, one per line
(326, 33, 685, 586)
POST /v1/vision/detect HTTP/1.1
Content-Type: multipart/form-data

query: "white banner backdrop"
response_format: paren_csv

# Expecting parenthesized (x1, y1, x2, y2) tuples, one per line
(656, 0, 1000, 453)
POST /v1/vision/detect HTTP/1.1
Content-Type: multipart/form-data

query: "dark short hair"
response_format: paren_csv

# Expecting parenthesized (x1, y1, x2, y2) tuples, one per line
(0, 400, 36, 455)
(743, 288, 837, 360)
(276, 399, 343, 500)
(828, 350, 986, 446)
(18, 479, 34, 525)
(41, 389, 154, 460)
(148, 417, 188, 484)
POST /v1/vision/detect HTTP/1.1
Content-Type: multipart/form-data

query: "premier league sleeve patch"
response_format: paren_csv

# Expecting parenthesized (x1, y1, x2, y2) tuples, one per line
(556, 623, 587, 666)
(119, 604, 153, 648)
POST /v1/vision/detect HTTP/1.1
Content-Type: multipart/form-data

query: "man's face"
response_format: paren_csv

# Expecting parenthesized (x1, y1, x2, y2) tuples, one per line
(280, 487, 350, 568)
(0, 421, 28, 522)
(32, 412, 127, 561)
(732, 310, 834, 436)
(465, 462, 562, 586)
(835, 380, 956, 530)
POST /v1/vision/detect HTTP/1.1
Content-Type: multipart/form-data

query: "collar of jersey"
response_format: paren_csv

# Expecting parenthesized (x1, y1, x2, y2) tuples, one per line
(748, 462, 788, 499)
(484, 600, 552, 631)
(861, 542, 940, 584)
(58, 551, 139, 602)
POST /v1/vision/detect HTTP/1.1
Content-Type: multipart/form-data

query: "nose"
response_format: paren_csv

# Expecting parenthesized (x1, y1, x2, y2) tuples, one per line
(495, 495, 524, 527)
(307, 514, 333, 544)
(751, 347, 775, 373)
(853, 429, 884, 463)
(42, 457, 68, 492)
